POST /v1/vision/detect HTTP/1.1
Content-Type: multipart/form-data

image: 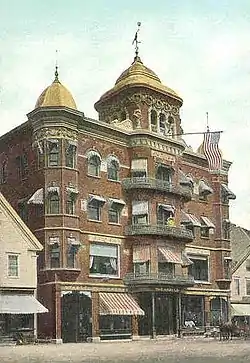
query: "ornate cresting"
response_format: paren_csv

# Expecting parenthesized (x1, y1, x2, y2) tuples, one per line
(124, 272, 194, 287)
(125, 224, 193, 241)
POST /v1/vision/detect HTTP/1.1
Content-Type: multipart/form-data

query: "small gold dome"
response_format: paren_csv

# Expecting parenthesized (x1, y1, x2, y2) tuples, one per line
(35, 68, 77, 109)
(95, 57, 182, 107)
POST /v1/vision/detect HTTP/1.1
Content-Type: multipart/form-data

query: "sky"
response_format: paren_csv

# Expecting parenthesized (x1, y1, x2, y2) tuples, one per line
(0, 0, 250, 228)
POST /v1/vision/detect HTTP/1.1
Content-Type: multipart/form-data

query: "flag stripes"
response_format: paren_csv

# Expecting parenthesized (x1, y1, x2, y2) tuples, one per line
(203, 132, 222, 170)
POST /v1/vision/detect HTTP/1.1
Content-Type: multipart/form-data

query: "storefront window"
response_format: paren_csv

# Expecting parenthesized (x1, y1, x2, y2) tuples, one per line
(210, 297, 228, 326)
(99, 316, 131, 339)
(181, 295, 204, 328)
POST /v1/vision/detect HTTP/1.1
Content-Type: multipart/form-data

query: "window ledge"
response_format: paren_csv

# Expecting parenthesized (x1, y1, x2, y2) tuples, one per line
(42, 268, 81, 272)
(89, 274, 120, 279)
(64, 214, 79, 218)
(200, 236, 210, 240)
(194, 280, 211, 285)
(87, 174, 101, 179)
(8, 276, 19, 279)
(107, 179, 121, 183)
(87, 219, 102, 223)
(108, 222, 122, 226)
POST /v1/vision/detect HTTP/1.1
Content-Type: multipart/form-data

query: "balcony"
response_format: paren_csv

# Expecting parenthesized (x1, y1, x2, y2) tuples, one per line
(122, 177, 192, 199)
(124, 272, 195, 287)
(125, 224, 193, 241)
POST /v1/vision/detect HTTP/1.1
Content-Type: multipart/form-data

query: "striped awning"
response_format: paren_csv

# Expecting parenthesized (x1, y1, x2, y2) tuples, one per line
(158, 247, 182, 264)
(99, 293, 145, 316)
(181, 211, 201, 227)
(201, 216, 215, 228)
(133, 245, 150, 263)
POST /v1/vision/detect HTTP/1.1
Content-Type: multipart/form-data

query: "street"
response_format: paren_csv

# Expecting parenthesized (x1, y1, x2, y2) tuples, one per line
(0, 338, 250, 362)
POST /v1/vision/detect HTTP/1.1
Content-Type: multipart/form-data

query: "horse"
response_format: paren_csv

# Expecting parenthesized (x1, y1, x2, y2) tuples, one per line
(219, 321, 239, 340)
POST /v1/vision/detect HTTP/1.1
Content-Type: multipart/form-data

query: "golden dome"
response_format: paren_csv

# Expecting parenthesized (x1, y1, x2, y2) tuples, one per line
(95, 56, 182, 107)
(35, 68, 77, 109)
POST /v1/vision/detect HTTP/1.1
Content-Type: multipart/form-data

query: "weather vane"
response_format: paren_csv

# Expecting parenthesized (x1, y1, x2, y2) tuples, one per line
(132, 22, 141, 58)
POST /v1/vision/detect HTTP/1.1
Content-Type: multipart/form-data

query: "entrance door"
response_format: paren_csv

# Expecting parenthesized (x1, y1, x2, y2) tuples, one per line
(61, 292, 92, 343)
(155, 293, 177, 335)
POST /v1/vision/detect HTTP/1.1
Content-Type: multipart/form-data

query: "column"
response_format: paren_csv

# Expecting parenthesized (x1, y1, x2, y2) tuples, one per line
(91, 292, 100, 342)
(132, 315, 139, 340)
(176, 292, 181, 338)
(151, 291, 156, 339)
(204, 296, 211, 327)
(55, 284, 63, 343)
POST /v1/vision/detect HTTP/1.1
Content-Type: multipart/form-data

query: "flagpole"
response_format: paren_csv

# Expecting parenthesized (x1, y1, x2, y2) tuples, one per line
(206, 112, 209, 132)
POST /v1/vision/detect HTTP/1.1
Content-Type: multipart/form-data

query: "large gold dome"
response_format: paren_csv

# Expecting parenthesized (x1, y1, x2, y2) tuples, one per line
(95, 56, 182, 107)
(35, 68, 77, 109)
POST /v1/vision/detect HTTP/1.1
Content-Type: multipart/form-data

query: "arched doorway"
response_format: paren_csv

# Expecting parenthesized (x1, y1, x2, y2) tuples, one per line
(61, 291, 92, 343)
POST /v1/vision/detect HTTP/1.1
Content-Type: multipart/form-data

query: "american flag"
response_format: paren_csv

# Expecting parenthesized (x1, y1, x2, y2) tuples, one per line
(203, 131, 222, 170)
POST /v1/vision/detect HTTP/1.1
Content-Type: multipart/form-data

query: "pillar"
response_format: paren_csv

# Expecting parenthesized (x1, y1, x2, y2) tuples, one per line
(151, 291, 156, 339)
(176, 292, 181, 338)
(132, 315, 139, 339)
(204, 296, 211, 327)
(54, 284, 63, 344)
(91, 292, 100, 342)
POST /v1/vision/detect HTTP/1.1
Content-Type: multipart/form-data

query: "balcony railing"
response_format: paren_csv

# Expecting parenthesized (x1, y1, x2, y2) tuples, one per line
(124, 272, 195, 287)
(125, 224, 193, 241)
(122, 177, 192, 199)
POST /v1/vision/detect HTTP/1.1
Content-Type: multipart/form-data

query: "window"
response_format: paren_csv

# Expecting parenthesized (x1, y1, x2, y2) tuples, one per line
(157, 206, 174, 226)
(188, 256, 209, 282)
(150, 109, 157, 132)
(16, 154, 28, 179)
(49, 243, 60, 268)
(132, 170, 147, 179)
(89, 243, 119, 277)
(132, 201, 148, 225)
(66, 142, 77, 168)
(88, 155, 101, 176)
(158, 261, 174, 275)
(8, 255, 19, 277)
(87, 200, 102, 221)
(159, 113, 166, 134)
(108, 206, 120, 224)
(18, 202, 28, 223)
(234, 278, 240, 295)
(47, 192, 60, 214)
(246, 280, 250, 295)
(156, 166, 172, 183)
(0, 161, 7, 184)
(47, 140, 59, 167)
(223, 221, 230, 240)
(67, 244, 78, 268)
(107, 159, 119, 181)
(200, 220, 209, 238)
(133, 214, 148, 225)
(66, 193, 76, 215)
(224, 258, 231, 279)
(134, 261, 150, 276)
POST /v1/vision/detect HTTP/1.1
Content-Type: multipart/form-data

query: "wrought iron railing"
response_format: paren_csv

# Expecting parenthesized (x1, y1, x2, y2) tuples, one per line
(123, 272, 195, 286)
(124, 224, 193, 240)
(121, 177, 192, 199)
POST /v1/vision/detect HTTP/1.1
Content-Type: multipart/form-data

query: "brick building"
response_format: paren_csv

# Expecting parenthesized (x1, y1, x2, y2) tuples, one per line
(0, 53, 235, 342)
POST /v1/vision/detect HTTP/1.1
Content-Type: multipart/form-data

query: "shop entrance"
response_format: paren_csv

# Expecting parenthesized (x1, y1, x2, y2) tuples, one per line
(61, 291, 92, 343)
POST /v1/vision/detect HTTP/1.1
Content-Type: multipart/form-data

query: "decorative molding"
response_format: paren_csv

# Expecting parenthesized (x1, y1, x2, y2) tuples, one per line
(33, 127, 78, 142)
(88, 234, 123, 244)
(130, 136, 183, 156)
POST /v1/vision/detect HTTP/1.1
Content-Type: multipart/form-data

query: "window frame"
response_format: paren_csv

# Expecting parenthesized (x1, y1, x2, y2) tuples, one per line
(108, 205, 120, 224)
(47, 141, 60, 167)
(89, 243, 120, 278)
(107, 159, 119, 181)
(66, 143, 77, 168)
(49, 243, 60, 268)
(67, 244, 79, 268)
(47, 192, 60, 214)
(87, 201, 102, 221)
(88, 155, 101, 177)
(188, 255, 209, 282)
(66, 194, 76, 215)
(8, 254, 19, 277)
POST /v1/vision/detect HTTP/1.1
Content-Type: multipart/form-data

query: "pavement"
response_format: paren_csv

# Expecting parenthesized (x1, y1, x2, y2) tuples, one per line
(0, 337, 250, 362)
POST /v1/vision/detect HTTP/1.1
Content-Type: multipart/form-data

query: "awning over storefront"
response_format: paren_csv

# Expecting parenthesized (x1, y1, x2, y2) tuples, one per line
(231, 303, 250, 316)
(0, 294, 48, 314)
(27, 188, 44, 205)
(99, 293, 145, 316)
(133, 245, 150, 263)
(201, 216, 215, 228)
(181, 211, 201, 227)
(158, 247, 182, 264)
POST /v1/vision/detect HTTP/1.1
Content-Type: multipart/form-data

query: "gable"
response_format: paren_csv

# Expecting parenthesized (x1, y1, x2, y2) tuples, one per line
(0, 192, 43, 252)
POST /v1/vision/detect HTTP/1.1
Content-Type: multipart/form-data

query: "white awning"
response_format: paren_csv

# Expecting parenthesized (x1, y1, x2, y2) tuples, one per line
(27, 188, 43, 205)
(132, 201, 149, 215)
(0, 294, 48, 314)
(67, 237, 81, 246)
(201, 216, 215, 228)
(199, 180, 213, 195)
(158, 204, 175, 214)
(66, 186, 79, 195)
(89, 195, 106, 204)
(109, 198, 126, 208)
(231, 304, 250, 316)
(181, 211, 201, 227)
(179, 170, 192, 186)
(131, 159, 148, 171)
(221, 184, 236, 200)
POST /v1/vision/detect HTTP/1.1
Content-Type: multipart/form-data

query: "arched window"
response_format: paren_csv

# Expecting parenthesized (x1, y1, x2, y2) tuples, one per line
(107, 157, 120, 181)
(47, 192, 60, 214)
(159, 113, 166, 135)
(150, 110, 157, 132)
(87, 153, 101, 177)
(167, 116, 175, 136)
